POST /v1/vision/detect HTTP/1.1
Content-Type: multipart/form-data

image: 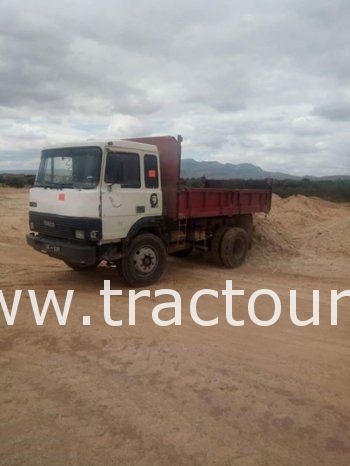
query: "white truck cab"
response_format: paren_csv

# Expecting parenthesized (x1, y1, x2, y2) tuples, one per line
(29, 140, 162, 238)
(27, 139, 166, 285)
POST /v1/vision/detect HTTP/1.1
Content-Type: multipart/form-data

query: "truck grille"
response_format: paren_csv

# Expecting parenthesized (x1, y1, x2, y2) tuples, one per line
(29, 211, 102, 241)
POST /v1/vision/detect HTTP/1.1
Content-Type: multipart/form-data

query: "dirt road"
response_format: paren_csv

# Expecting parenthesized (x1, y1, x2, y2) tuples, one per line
(0, 188, 349, 465)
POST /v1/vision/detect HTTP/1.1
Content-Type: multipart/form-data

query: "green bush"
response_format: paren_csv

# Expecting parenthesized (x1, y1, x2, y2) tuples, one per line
(1, 174, 35, 188)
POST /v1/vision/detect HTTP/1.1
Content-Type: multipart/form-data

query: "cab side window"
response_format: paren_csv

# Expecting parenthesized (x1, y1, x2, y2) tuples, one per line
(144, 154, 159, 189)
(105, 152, 140, 188)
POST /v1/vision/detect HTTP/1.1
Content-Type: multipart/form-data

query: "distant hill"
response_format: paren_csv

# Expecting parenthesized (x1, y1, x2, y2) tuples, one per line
(180, 158, 350, 181)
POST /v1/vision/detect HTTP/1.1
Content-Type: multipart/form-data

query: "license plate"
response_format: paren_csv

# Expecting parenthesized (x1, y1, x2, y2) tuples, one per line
(45, 244, 61, 254)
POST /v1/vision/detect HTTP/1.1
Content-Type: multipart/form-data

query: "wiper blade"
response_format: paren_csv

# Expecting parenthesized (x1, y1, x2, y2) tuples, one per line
(72, 183, 95, 189)
(35, 182, 73, 189)
(56, 184, 73, 189)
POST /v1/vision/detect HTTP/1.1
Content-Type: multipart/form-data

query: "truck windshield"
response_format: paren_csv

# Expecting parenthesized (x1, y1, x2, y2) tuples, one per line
(35, 147, 102, 189)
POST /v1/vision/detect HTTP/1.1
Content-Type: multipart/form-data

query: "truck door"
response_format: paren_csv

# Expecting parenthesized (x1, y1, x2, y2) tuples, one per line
(142, 153, 162, 216)
(101, 150, 161, 241)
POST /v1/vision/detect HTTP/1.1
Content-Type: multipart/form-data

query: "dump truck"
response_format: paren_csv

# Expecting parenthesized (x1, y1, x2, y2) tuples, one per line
(26, 135, 272, 286)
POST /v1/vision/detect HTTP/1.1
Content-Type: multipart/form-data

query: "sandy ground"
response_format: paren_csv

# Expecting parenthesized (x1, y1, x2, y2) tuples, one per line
(0, 188, 349, 465)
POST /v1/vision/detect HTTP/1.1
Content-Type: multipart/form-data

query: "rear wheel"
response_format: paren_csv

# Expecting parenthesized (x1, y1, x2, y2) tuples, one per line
(64, 260, 100, 271)
(210, 225, 230, 265)
(119, 233, 166, 286)
(219, 227, 249, 268)
(237, 214, 253, 249)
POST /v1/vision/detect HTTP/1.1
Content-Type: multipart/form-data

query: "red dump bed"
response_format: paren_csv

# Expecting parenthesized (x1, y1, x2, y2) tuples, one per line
(127, 136, 272, 220)
(177, 188, 271, 219)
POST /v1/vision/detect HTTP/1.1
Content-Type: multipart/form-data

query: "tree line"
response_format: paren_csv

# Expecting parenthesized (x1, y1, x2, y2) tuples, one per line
(0, 174, 36, 188)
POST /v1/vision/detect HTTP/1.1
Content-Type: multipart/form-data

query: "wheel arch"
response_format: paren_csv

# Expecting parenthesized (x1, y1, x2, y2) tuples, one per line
(126, 216, 165, 241)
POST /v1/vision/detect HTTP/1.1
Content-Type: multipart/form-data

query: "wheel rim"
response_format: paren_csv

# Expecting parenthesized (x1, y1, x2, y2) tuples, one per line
(132, 246, 158, 275)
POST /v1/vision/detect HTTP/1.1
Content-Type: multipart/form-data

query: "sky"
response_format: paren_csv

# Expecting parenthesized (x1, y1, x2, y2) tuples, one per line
(0, 0, 349, 176)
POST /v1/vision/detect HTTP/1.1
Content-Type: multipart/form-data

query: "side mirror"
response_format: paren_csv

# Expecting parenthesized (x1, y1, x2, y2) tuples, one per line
(106, 182, 121, 192)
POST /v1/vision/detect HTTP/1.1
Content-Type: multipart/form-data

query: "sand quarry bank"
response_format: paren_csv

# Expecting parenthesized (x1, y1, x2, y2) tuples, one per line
(0, 188, 349, 465)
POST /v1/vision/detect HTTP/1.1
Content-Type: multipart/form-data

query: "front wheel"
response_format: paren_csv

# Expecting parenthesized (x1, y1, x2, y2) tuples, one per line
(119, 234, 167, 286)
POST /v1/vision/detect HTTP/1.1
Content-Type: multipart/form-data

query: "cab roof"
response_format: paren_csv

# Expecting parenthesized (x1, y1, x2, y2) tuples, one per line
(42, 139, 158, 153)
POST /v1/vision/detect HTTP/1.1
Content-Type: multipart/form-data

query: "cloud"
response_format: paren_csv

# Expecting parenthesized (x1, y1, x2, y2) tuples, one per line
(314, 103, 350, 122)
(0, 0, 349, 176)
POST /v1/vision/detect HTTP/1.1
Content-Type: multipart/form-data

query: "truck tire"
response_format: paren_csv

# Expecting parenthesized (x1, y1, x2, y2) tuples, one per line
(210, 225, 230, 265)
(220, 227, 249, 268)
(64, 260, 100, 271)
(119, 233, 166, 286)
(237, 214, 253, 248)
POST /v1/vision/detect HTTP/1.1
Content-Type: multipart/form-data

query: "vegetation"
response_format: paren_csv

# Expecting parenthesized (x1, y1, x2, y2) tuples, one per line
(0, 174, 36, 188)
(272, 178, 350, 202)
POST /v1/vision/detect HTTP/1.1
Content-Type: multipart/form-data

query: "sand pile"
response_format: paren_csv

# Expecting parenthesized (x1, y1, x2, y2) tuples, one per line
(253, 194, 350, 260)
(0, 188, 28, 245)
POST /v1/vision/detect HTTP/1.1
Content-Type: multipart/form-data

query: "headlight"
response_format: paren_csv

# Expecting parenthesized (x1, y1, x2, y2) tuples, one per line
(29, 221, 35, 230)
(75, 230, 85, 240)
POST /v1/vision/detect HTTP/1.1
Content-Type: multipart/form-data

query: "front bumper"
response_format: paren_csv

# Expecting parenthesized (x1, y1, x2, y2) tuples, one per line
(26, 233, 97, 265)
